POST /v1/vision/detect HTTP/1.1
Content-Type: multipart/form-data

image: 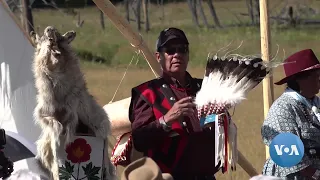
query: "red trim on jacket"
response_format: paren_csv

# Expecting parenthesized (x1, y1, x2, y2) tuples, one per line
(132, 78, 188, 173)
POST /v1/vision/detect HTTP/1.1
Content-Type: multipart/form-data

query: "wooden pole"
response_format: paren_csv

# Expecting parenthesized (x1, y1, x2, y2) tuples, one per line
(92, 0, 258, 177)
(238, 151, 259, 177)
(259, 0, 275, 159)
(20, 0, 34, 33)
(142, 0, 150, 32)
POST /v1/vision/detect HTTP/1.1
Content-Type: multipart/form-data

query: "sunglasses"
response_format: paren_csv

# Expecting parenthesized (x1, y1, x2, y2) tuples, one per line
(161, 46, 189, 55)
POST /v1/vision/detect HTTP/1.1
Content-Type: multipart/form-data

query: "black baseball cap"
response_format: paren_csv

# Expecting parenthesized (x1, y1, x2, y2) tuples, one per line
(156, 27, 189, 52)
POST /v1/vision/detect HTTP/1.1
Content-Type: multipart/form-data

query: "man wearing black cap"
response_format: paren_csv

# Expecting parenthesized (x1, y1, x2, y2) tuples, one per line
(128, 27, 220, 180)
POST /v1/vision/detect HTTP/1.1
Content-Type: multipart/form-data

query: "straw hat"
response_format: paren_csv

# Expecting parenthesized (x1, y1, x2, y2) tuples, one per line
(121, 157, 173, 180)
(250, 175, 282, 180)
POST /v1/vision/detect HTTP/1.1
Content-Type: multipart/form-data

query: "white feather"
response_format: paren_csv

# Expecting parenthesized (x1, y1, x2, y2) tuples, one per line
(196, 56, 270, 172)
(195, 70, 258, 108)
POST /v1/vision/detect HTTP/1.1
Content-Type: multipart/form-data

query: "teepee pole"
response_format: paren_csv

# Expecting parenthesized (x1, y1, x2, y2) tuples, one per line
(93, 0, 258, 177)
(259, 0, 275, 159)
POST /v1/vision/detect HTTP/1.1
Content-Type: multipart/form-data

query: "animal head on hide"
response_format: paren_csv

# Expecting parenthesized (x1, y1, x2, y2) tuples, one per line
(30, 26, 77, 71)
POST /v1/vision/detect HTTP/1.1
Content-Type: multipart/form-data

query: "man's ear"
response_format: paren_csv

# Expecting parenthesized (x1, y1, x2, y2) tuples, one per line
(62, 31, 76, 44)
(30, 31, 40, 47)
(155, 52, 161, 63)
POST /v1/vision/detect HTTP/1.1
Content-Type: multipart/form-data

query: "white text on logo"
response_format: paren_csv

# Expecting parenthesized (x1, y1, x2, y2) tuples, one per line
(274, 145, 300, 156)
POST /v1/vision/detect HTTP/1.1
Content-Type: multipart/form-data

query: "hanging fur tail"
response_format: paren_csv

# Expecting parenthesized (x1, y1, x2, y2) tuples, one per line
(35, 118, 63, 180)
(194, 55, 271, 173)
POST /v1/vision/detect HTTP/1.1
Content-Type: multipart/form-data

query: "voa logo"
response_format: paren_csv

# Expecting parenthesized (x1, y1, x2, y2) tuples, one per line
(274, 144, 300, 156)
(269, 133, 304, 167)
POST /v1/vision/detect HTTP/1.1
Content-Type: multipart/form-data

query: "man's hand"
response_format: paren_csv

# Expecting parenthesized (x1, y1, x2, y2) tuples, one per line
(163, 96, 196, 125)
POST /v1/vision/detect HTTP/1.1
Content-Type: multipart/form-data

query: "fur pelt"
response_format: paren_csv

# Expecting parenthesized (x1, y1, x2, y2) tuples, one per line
(30, 26, 116, 180)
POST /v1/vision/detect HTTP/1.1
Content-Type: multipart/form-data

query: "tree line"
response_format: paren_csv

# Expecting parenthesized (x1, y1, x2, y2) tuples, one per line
(30, 0, 243, 8)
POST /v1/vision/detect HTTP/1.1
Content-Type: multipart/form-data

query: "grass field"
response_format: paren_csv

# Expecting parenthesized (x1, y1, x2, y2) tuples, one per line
(17, 0, 320, 179)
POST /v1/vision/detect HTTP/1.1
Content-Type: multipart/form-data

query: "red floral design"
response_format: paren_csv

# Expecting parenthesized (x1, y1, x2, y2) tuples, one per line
(65, 138, 92, 163)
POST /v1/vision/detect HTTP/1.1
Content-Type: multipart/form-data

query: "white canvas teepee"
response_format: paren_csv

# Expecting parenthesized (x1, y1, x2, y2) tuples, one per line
(0, 2, 52, 178)
(0, 0, 41, 152)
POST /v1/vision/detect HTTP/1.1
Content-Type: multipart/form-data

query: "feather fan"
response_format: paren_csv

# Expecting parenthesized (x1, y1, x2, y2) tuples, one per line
(194, 55, 271, 173)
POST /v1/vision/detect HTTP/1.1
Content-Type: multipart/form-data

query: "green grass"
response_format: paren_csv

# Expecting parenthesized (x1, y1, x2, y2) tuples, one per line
(27, 0, 320, 68)
(13, 0, 320, 179)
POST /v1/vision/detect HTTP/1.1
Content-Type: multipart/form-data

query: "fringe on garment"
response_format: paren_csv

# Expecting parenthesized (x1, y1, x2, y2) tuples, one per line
(195, 56, 270, 173)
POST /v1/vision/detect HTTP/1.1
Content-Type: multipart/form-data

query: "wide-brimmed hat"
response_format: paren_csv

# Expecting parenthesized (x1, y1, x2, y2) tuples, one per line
(250, 175, 282, 180)
(275, 49, 320, 85)
(121, 157, 173, 180)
